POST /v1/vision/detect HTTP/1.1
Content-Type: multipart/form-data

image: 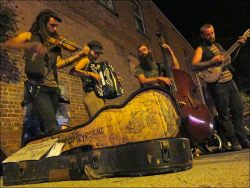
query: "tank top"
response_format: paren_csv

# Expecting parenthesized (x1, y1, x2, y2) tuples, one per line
(201, 43, 232, 83)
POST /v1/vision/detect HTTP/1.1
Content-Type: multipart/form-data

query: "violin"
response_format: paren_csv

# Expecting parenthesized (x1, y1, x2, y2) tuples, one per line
(30, 36, 85, 63)
(47, 36, 82, 52)
(48, 36, 98, 61)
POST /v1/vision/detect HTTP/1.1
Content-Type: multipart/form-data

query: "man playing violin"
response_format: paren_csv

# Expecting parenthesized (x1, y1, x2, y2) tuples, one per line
(191, 23, 249, 150)
(1, 9, 89, 143)
(134, 43, 180, 87)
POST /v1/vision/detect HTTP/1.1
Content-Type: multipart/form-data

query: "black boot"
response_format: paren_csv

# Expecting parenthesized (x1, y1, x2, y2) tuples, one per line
(229, 137, 242, 151)
(239, 138, 250, 149)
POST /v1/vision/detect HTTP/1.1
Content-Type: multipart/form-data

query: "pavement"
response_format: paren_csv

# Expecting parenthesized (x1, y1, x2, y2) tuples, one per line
(0, 149, 249, 188)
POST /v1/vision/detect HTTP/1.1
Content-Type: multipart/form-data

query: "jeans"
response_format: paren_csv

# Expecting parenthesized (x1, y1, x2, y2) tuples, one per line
(21, 103, 43, 146)
(208, 80, 247, 142)
(22, 82, 60, 145)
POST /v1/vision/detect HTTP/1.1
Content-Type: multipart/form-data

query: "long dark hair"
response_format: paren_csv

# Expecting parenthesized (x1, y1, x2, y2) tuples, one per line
(29, 9, 61, 46)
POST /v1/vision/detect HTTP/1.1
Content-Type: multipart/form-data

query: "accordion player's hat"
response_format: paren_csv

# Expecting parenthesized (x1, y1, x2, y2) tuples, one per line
(88, 40, 103, 54)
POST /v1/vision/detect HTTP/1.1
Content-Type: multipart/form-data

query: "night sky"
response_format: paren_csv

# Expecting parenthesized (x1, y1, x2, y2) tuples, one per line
(153, 0, 250, 48)
(152, 0, 250, 91)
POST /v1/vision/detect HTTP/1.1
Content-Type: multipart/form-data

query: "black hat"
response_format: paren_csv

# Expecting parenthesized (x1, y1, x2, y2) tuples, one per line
(87, 40, 103, 54)
(37, 9, 62, 22)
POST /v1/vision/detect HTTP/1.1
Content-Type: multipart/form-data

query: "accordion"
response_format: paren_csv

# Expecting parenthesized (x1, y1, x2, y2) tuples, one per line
(89, 61, 124, 99)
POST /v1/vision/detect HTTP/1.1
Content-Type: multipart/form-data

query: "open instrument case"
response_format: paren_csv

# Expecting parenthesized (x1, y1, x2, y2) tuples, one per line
(3, 86, 194, 185)
(3, 138, 192, 185)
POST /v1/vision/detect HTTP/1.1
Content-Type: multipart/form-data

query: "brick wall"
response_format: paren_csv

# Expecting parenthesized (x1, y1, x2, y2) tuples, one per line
(0, 0, 195, 156)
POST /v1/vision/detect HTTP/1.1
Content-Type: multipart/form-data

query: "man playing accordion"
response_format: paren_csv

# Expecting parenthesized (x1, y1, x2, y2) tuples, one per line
(71, 40, 123, 118)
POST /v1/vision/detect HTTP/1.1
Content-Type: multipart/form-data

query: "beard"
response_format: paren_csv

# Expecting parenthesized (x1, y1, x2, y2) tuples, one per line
(48, 31, 58, 38)
(138, 53, 154, 70)
(203, 37, 216, 45)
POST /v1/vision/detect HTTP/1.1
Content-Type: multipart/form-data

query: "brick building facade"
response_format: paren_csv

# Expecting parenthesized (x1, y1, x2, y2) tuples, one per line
(0, 0, 197, 156)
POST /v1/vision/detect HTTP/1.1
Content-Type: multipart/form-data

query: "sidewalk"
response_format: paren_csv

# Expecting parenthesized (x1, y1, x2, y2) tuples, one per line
(1, 149, 249, 187)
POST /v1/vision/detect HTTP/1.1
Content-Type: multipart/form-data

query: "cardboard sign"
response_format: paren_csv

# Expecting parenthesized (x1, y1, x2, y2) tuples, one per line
(3, 139, 63, 163)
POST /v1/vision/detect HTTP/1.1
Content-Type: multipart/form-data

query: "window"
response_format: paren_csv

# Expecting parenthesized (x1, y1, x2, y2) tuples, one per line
(99, 0, 114, 11)
(132, 0, 146, 34)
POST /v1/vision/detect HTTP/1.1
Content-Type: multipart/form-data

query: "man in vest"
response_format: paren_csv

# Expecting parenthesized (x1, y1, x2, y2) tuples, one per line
(191, 23, 249, 150)
(2, 9, 89, 143)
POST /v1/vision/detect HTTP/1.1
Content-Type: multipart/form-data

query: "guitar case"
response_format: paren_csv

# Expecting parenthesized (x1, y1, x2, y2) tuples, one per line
(3, 138, 192, 185)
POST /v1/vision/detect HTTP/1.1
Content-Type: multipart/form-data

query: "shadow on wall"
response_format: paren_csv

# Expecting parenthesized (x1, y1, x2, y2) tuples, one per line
(0, 49, 20, 83)
(127, 54, 139, 75)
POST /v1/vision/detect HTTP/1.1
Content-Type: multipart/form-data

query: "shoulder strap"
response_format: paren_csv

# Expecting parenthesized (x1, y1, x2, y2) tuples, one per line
(46, 46, 61, 84)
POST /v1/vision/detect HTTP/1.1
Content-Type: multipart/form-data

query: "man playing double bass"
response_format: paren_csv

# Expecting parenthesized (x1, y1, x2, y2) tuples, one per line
(191, 23, 249, 150)
(134, 43, 180, 87)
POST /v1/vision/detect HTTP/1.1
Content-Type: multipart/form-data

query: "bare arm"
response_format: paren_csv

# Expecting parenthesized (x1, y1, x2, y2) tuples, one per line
(191, 47, 224, 71)
(56, 45, 90, 69)
(73, 57, 101, 81)
(2, 32, 31, 49)
(161, 43, 180, 70)
(137, 74, 172, 86)
(1, 32, 48, 56)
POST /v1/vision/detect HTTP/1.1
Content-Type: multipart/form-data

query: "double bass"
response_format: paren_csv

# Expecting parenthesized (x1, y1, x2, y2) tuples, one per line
(156, 32, 214, 146)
